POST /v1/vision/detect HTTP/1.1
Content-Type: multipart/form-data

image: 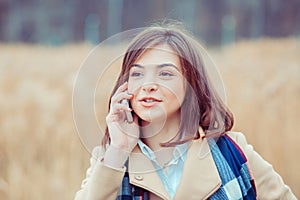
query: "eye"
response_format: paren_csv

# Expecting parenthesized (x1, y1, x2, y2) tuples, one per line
(159, 71, 174, 77)
(130, 71, 143, 77)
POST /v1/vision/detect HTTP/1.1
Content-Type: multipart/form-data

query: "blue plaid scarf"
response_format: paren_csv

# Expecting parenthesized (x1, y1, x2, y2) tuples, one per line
(208, 135, 257, 199)
(117, 134, 256, 200)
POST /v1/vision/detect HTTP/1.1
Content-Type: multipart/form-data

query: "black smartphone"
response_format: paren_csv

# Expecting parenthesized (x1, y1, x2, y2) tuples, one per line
(121, 99, 133, 123)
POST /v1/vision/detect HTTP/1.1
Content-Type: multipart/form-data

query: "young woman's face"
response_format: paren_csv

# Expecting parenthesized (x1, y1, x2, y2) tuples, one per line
(127, 44, 186, 123)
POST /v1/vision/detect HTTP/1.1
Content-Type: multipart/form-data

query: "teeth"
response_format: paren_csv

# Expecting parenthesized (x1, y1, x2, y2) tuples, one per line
(144, 99, 155, 102)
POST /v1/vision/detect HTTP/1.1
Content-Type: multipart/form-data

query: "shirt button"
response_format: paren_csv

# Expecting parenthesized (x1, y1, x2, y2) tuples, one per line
(135, 175, 144, 181)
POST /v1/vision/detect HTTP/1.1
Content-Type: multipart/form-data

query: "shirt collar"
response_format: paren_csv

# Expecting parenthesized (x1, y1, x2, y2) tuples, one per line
(138, 140, 156, 161)
(137, 140, 189, 164)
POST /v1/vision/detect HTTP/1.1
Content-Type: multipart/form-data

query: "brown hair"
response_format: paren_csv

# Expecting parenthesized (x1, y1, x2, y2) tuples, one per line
(102, 22, 234, 147)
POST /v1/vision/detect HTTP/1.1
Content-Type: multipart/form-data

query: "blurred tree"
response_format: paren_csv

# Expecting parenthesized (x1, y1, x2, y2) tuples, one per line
(0, 0, 9, 41)
(84, 13, 100, 44)
(221, 14, 236, 46)
(107, 0, 123, 38)
(0, 0, 299, 45)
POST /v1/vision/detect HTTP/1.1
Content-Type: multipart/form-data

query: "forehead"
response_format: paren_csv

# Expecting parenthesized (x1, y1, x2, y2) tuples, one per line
(134, 44, 181, 67)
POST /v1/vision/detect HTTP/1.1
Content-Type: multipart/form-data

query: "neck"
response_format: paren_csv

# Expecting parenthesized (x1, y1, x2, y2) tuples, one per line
(140, 113, 181, 151)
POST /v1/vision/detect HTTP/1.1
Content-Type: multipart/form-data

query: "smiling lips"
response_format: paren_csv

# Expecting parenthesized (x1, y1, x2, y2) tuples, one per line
(138, 97, 162, 107)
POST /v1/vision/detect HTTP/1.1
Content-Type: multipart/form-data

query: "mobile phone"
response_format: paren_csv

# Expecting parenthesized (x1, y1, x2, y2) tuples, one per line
(121, 99, 133, 123)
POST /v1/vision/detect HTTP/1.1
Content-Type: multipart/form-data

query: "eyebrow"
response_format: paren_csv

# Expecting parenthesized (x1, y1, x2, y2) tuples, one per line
(131, 63, 180, 71)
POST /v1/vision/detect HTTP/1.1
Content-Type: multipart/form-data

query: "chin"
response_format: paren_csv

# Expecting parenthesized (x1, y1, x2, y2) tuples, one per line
(137, 111, 167, 123)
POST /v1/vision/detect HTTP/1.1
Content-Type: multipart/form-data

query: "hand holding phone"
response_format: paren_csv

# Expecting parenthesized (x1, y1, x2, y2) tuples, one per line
(121, 99, 133, 123)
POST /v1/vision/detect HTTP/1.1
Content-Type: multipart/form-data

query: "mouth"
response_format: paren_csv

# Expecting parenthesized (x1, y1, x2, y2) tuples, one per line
(139, 97, 162, 103)
(138, 97, 162, 107)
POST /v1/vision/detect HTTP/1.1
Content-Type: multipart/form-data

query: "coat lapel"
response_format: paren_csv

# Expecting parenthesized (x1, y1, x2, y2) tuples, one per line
(128, 133, 221, 199)
(174, 137, 221, 200)
(128, 145, 170, 199)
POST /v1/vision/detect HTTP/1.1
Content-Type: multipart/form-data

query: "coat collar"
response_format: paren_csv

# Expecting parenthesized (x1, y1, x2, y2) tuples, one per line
(128, 128, 221, 200)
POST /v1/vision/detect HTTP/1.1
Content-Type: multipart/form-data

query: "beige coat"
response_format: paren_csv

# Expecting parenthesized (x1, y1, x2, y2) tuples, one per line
(74, 132, 296, 200)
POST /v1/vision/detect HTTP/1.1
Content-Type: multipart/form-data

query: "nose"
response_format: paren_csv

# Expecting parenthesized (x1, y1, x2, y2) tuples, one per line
(142, 82, 158, 93)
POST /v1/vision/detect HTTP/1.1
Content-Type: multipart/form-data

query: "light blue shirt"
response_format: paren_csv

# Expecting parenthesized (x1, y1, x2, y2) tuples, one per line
(137, 140, 189, 199)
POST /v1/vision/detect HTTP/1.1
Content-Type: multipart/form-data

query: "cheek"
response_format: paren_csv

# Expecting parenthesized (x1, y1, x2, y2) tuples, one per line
(172, 89, 185, 105)
(127, 80, 137, 94)
(164, 82, 186, 105)
(171, 78, 186, 99)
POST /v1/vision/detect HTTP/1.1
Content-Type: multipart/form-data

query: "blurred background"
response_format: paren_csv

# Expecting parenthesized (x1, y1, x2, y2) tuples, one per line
(1, 0, 300, 46)
(0, 0, 299, 199)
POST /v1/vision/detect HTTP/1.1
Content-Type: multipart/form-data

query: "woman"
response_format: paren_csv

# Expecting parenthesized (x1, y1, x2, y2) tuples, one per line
(75, 23, 296, 199)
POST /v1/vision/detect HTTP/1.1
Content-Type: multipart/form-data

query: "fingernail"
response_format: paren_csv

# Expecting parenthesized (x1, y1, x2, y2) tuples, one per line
(127, 93, 133, 96)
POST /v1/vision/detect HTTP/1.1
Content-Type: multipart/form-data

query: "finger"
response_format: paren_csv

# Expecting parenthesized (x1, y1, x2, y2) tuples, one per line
(119, 115, 139, 138)
(114, 82, 128, 95)
(127, 115, 140, 138)
(110, 103, 132, 114)
(111, 92, 133, 105)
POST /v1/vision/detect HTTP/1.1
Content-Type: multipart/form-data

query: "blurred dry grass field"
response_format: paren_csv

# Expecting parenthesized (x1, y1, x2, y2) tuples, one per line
(0, 38, 299, 199)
